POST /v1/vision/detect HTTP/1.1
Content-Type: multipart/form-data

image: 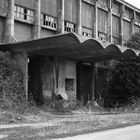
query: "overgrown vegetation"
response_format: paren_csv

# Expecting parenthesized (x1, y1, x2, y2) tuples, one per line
(108, 57, 140, 106)
(107, 32, 140, 107)
(0, 52, 28, 114)
(124, 31, 140, 50)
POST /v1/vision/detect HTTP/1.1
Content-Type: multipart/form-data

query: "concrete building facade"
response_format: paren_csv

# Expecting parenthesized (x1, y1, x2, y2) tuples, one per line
(1, 0, 140, 106)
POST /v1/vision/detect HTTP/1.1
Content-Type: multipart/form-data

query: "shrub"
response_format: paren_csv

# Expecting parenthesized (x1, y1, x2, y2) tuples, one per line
(106, 32, 140, 107)
(108, 57, 140, 106)
(0, 52, 27, 114)
(124, 32, 140, 50)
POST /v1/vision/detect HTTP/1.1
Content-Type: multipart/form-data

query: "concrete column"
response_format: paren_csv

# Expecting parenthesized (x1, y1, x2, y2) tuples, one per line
(3, 0, 15, 43)
(52, 57, 57, 101)
(77, 0, 82, 35)
(57, 58, 68, 100)
(91, 63, 95, 101)
(12, 51, 28, 101)
(120, 4, 125, 45)
(94, 63, 99, 101)
(93, 0, 98, 39)
(33, 0, 41, 39)
(107, 0, 113, 43)
(58, 0, 64, 34)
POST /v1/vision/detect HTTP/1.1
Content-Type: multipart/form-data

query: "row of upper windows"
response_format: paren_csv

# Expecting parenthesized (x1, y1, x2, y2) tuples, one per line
(14, 5, 34, 23)
(14, 5, 92, 37)
(112, 0, 140, 22)
(14, 4, 140, 44)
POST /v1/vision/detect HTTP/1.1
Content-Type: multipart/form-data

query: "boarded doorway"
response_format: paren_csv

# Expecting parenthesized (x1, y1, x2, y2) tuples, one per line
(77, 63, 93, 104)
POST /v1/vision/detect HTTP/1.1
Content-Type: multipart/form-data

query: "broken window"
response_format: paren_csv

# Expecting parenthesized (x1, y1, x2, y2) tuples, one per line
(65, 78, 74, 91)
(41, 14, 57, 30)
(82, 27, 93, 38)
(14, 5, 34, 23)
(64, 21, 76, 33)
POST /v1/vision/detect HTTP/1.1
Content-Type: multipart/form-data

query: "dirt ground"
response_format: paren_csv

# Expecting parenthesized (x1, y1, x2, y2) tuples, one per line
(0, 106, 140, 140)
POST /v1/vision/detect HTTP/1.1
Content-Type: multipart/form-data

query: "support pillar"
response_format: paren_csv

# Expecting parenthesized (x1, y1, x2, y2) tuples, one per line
(52, 57, 57, 101)
(94, 63, 99, 101)
(3, 0, 15, 42)
(93, 0, 98, 39)
(107, 0, 113, 43)
(58, 0, 64, 34)
(91, 63, 95, 101)
(53, 57, 68, 100)
(12, 51, 28, 101)
(77, 0, 82, 35)
(33, 0, 41, 39)
(120, 4, 125, 45)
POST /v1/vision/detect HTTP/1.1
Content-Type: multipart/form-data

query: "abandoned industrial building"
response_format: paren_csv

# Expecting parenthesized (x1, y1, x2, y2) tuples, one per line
(0, 0, 140, 107)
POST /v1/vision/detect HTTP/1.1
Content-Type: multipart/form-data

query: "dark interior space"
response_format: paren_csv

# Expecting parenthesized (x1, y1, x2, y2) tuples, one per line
(28, 56, 44, 105)
(95, 67, 110, 106)
(77, 63, 93, 104)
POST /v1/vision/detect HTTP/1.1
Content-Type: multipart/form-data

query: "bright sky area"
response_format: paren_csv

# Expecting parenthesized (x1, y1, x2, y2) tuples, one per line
(126, 0, 140, 9)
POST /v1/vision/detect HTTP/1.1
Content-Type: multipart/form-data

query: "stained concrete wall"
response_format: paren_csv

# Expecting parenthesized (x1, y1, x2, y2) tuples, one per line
(0, 17, 5, 42)
(14, 21, 32, 41)
(41, 28, 55, 38)
(41, 58, 54, 99)
(0, 0, 7, 17)
(40, 57, 76, 101)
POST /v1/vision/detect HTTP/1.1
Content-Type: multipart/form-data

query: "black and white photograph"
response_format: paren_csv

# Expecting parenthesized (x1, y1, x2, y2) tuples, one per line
(0, 0, 140, 139)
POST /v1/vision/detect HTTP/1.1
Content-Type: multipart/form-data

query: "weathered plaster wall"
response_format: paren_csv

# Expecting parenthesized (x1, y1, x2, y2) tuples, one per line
(40, 57, 76, 101)
(0, 0, 7, 17)
(14, 21, 32, 41)
(41, 28, 55, 38)
(0, 17, 5, 42)
(15, 0, 35, 10)
(41, 58, 54, 99)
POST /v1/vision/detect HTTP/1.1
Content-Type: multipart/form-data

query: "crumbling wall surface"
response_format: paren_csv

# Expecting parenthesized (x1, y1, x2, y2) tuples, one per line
(0, 0, 7, 16)
(0, 18, 4, 42)
(41, 57, 54, 100)
(41, 57, 77, 102)
(29, 56, 77, 104)
(14, 21, 32, 41)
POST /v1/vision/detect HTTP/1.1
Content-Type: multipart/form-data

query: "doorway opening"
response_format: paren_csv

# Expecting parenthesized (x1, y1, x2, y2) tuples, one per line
(77, 63, 93, 104)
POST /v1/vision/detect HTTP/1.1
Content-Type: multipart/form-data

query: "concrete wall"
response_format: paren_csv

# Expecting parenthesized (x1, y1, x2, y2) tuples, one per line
(0, 0, 7, 17)
(0, 17, 5, 42)
(41, 28, 55, 38)
(1, 0, 140, 45)
(14, 21, 32, 41)
(40, 57, 76, 102)
(41, 58, 54, 99)
(15, 0, 35, 10)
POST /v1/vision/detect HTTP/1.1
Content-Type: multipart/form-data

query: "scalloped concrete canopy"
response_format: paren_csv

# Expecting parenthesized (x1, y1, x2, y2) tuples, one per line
(0, 33, 140, 62)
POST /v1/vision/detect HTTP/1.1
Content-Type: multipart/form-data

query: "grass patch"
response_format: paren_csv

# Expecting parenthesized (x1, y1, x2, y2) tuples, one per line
(0, 113, 140, 140)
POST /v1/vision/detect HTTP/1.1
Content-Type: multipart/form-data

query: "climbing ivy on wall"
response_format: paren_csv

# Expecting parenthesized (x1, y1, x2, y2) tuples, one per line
(0, 52, 26, 112)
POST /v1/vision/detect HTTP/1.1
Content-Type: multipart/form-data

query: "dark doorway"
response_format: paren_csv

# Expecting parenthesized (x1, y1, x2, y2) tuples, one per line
(77, 63, 93, 104)
(28, 56, 44, 105)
